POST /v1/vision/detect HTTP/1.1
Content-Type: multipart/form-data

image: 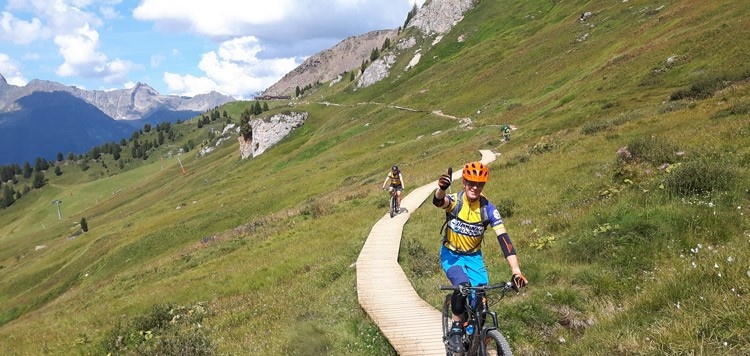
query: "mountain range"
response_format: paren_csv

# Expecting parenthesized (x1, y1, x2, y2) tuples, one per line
(0, 75, 235, 165)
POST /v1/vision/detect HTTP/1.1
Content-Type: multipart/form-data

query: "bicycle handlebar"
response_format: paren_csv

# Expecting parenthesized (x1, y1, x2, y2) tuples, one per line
(439, 282, 516, 294)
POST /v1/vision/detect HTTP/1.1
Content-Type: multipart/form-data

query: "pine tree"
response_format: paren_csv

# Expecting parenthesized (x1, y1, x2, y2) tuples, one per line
(32, 171, 46, 189)
(80, 217, 88, 232)
(381, 38, 391, 51)
(22, 162, 32, 179)
(1, 185, 15, 209)
(239, 108, 253, 140)
(404, 2, 418, 28)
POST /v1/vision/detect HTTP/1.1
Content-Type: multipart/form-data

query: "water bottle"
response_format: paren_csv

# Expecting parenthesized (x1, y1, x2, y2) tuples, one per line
(465, 324, 474, 336)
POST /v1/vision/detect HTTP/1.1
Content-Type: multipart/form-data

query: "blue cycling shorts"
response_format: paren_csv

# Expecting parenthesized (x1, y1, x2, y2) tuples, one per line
(440, 245, 489, 286)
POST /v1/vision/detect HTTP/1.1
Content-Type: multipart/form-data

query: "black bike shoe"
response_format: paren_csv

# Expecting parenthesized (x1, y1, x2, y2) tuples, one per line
(446, 323, 464, 352)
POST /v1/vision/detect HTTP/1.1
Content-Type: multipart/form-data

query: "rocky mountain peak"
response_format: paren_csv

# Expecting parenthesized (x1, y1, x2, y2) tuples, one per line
(262, 29, 398, 97)
(0, 78, 234, 121)
(261, 0, 475, 97)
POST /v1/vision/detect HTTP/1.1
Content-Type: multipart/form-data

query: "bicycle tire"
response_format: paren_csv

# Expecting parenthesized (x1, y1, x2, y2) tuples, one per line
(441, 294, 455, 355)
(389, 194, 397, 218)
(482, 329, 513, 356)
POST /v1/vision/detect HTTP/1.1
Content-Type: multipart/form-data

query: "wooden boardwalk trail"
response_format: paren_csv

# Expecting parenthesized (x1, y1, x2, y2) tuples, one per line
(356, 150, 497, 355)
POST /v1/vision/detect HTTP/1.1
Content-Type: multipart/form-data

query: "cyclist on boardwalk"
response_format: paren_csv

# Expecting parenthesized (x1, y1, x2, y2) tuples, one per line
(382, 165, 405, 207)
(502, 124, 511, 142)
(433, 161, 527, 352)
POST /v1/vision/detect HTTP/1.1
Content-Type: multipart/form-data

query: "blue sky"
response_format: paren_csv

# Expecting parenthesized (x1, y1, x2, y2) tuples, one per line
(0, 0, 424, 99)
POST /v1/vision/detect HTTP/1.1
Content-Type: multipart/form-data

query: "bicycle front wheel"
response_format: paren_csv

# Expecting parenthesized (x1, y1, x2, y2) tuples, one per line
(441, 294, 456, 355)
(390, 195, 397, 218)
(482, 329, 512, 356)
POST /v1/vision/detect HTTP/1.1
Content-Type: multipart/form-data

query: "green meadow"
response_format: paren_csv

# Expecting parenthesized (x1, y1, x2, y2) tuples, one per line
(1, 0, 749, 354)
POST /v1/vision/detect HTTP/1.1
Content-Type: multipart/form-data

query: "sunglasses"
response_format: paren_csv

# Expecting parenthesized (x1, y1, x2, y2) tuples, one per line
(464, 181, 485, 188)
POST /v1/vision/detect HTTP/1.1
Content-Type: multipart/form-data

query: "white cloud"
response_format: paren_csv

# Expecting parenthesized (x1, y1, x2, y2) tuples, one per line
(53, 23, 132, 83)
(0, 52, 28, 85)
(163, 72, 219, 95)
(0, 11, 47, 44)
(164, 36, 298, 98)
(133, 0, 293, 38)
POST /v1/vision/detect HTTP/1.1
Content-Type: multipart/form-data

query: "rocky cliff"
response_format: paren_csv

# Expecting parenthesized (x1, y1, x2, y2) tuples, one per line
(261, 0, 476, 94)
(262, 29, 398, 97)
(238, 112, 308, 159)
(406, 0, 475, 36)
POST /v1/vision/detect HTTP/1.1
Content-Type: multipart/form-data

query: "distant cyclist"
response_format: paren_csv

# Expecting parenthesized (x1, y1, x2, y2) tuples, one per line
(433, 161, 527, 353)
(502, 125, 511, 142)
(381, 165, 405, 208)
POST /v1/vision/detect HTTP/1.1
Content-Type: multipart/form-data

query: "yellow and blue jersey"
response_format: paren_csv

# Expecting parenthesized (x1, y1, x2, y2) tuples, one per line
(442, 192, 504, 254)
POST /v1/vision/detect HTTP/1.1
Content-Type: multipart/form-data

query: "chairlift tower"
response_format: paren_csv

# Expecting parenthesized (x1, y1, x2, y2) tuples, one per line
(52, 199, 62, 219)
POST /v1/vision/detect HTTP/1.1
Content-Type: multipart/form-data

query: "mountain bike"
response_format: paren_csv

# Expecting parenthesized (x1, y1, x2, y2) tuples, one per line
(388, 188, 400, 218)
(439, 282, 516, 355)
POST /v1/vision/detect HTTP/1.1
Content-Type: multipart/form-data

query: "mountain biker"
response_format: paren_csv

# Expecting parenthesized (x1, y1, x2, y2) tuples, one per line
(433, 161, 527, 352)
(502, 125, 511, 141)
(381, 165, 405, 207)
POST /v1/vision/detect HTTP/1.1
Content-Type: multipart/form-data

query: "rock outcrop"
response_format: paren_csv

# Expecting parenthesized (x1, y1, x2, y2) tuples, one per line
(358, 54, 397, 88)
(239, 112, 308, 159)
(407, 0, 476, 36)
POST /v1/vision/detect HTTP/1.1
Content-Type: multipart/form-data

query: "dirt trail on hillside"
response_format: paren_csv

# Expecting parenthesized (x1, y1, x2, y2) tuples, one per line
(304, 100, 474, 126)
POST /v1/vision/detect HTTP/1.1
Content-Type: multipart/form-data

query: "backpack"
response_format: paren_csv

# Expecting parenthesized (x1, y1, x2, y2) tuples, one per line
(440, 191, 490, 250)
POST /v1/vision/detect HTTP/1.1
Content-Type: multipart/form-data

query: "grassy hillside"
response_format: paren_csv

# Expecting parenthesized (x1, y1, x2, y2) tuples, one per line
(1, 0, 749, 354)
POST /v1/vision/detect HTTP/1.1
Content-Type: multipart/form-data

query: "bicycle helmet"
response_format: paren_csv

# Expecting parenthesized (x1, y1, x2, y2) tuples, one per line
(462, 161, 489, 182)
(392, 165, 399, 171)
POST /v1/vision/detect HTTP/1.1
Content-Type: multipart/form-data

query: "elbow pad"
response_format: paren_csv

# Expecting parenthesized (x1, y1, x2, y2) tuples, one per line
(497, 232, 517, 257)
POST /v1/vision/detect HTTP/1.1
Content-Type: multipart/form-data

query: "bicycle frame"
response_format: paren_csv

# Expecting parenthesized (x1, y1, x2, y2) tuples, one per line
(388, 188, 399, 217)
(470, 294, 499, 355)
(440, 283, 515, 355)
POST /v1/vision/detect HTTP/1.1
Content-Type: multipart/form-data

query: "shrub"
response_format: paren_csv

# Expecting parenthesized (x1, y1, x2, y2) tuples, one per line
(669, 77, 728, 101)
(497, 198, 517, 218)
(663, 152, 738, 197)
(529, 139, 561, 155)
(402, 238, 439, 277)
(711, 101, 750, 119)
(300, 197, 332, 218)
(99, 302, 213, 355)
(619, 135, 679, 166)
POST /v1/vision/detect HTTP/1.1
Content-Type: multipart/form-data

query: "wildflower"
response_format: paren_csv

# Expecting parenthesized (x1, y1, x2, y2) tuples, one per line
(727, 256, 734, 263)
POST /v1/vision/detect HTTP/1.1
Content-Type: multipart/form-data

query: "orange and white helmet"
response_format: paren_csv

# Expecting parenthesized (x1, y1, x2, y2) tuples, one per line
(462, 161, 489, 182)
